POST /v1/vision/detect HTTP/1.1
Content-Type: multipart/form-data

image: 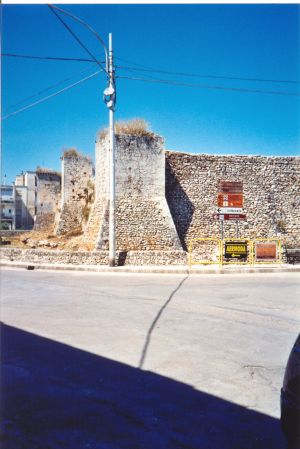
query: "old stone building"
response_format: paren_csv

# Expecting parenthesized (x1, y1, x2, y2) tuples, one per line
(13, 169, 61, 230)
(34, 169, 61, 230)
(77, 129, 299, 254)
(56, 149, 94, 235)
(166, 151, 300, 250)
(5, 125, 299, 267)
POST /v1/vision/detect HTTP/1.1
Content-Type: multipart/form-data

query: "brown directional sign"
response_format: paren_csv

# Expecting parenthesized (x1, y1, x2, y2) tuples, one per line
(217, 193, 243, 207)
(213, 214, 246, 221)
(255, 242, 277, 260)
(225, 241, 248, 259)
(219, 181, 243, 194)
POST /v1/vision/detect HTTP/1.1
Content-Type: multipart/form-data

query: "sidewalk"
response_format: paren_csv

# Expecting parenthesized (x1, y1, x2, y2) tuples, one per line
(1, 260, 300, 274)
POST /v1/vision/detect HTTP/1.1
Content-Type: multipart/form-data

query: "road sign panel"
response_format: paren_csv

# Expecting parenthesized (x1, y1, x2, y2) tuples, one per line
(255, 242, 277, 260)
(218, 193, 243, 208)
(216, 207, 243, 214)
(225, 241, 248, 259)
(219, 181, 243, 194)
(213, 213, 246, 221)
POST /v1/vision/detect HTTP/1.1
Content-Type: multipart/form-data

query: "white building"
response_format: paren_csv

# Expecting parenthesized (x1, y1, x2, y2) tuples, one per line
(0, 185, 15, 230)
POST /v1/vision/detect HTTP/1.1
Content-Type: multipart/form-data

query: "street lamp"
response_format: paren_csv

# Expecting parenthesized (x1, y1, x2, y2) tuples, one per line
(49, 6, 116, 266)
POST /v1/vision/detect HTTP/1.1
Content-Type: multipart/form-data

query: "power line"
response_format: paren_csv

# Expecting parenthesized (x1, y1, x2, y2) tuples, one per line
(6, 66, 94, 112)
(4, 51, 299, 86)
(116, 63, 300, 85)
(48, 5, 107, 74)
(2, 70, 102, 120)
(1, 53, 97, 63)
(117, 75, 300, 97)
(48, 4, 108, 75)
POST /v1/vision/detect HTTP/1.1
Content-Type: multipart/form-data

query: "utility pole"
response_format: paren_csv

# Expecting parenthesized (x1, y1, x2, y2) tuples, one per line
(47, 7, 115, 263)
(104, 33, 116, 267)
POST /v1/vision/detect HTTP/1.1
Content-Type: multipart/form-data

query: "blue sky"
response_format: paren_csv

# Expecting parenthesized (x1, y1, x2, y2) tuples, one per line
(2, 4, 300, 183)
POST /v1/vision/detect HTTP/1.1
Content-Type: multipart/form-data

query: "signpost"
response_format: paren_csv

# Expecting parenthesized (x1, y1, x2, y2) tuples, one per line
(219, 181, 243, 193)
(255, 242, 277, 261)
(213, 214, 246, 221)
(218, 193, 243, 207)
(225, 241, 248, 260)
(216, 207, 243, 214)
(216, 181, 245, 239)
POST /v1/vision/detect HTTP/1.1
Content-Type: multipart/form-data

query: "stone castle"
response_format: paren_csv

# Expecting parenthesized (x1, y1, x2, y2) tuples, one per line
(51, 128, 299, 255)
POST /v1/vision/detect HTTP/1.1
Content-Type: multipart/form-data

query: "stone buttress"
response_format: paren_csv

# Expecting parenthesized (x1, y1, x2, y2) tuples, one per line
(85, 132, 182, 251)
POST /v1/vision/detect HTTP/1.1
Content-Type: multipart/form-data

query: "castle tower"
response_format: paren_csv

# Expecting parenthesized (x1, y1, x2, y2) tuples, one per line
(85, 129, 182, 252)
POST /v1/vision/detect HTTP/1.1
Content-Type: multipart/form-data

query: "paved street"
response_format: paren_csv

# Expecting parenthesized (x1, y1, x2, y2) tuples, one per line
(1, 268, 299, 448)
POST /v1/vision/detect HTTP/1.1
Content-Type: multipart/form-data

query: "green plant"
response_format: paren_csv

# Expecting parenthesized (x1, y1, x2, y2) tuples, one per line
(0, 222, 9, 230)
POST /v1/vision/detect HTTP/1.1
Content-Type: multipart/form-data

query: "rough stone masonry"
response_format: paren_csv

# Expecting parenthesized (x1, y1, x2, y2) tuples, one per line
(166, 151, 300, 250)
(55, 130, 300, 254)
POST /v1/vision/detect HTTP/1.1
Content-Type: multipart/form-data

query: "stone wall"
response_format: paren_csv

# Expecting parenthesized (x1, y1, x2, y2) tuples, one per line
(35, 171, 61, 230)
(1, 248, 187, 266)
(56, 152, 94, 235)
(85, 132, 181, 251)
(166, 152, 300, 250)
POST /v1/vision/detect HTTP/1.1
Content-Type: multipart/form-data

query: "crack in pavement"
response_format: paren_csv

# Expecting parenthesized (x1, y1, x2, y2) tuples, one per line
(138, 274, 189, 369)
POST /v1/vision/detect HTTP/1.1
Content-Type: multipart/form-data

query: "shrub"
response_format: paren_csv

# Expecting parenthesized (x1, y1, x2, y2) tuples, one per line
(36, 166, 61, 176)
(98, 119, 154, 139)
(276, 219, 287, 233)
(62, 148, 91, 162)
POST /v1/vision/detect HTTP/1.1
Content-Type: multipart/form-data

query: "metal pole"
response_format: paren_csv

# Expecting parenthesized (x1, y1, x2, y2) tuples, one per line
(221, 220, 224, 240)
(236, 220, 238, 238)
(108, 33, 115, 267)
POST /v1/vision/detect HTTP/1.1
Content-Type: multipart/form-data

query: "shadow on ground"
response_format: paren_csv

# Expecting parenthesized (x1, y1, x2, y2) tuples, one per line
(1, 323, 285, 449)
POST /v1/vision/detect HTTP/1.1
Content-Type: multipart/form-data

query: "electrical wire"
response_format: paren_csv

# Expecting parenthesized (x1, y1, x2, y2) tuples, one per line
(6, 66, 94, 111)
(4, 52, 299, 85)
(48, 4, 108, 75)
(2, 70, 102, 120)
(1, 53, 97, 63)
(117, 75, 300, 97)
(48, 5, 107, 74)
(116, 64, 300, 85)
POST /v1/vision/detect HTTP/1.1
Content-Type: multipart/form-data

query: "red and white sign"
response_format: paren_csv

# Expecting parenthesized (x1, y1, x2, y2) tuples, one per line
(213, 213, 246, 221)
(218, 193, 243, 208)
(219, 181, 243, 194)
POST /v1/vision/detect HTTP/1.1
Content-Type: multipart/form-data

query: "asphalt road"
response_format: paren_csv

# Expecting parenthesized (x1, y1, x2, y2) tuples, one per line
(1, 268, 299, 449)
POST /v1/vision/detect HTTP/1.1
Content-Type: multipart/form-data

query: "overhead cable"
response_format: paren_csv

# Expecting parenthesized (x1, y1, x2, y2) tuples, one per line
(2, 70, 102, 120)
(117, 75, 300, 97)
(4, 52, 299, 85)
(2, 53, 97, 63)
(48, 5, 107, 74)
(116, 64, 300, 85)
(48, 4, 108, 74)
(6, 66, 94, 111)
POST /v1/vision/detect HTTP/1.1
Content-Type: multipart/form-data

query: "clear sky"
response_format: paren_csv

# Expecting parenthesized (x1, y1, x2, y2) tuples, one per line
(2, 3, 300, 183)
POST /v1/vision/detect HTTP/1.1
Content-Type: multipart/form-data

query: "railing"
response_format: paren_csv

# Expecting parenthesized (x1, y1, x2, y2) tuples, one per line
(188, 237, 283, 269)
(188, 237, 222, 269)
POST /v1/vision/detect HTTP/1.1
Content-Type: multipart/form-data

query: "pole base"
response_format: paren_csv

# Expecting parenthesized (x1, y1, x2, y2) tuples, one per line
(109, 258, 115, 267)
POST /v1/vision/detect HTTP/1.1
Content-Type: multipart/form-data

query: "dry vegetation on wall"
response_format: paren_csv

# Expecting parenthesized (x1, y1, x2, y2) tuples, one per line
(6, 229, 87, 252)
(62, 148, 91, 162)
(36, 166, 61, 177)
(82, 179, 95, 222)
(98, 119, 155, 139)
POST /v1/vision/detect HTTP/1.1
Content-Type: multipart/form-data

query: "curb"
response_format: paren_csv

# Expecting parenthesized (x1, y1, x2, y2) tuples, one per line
(1, 261, 300, 275)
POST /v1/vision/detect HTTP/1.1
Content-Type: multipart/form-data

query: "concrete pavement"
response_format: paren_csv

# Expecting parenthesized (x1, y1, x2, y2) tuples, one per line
(1, 268, 299, 448)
